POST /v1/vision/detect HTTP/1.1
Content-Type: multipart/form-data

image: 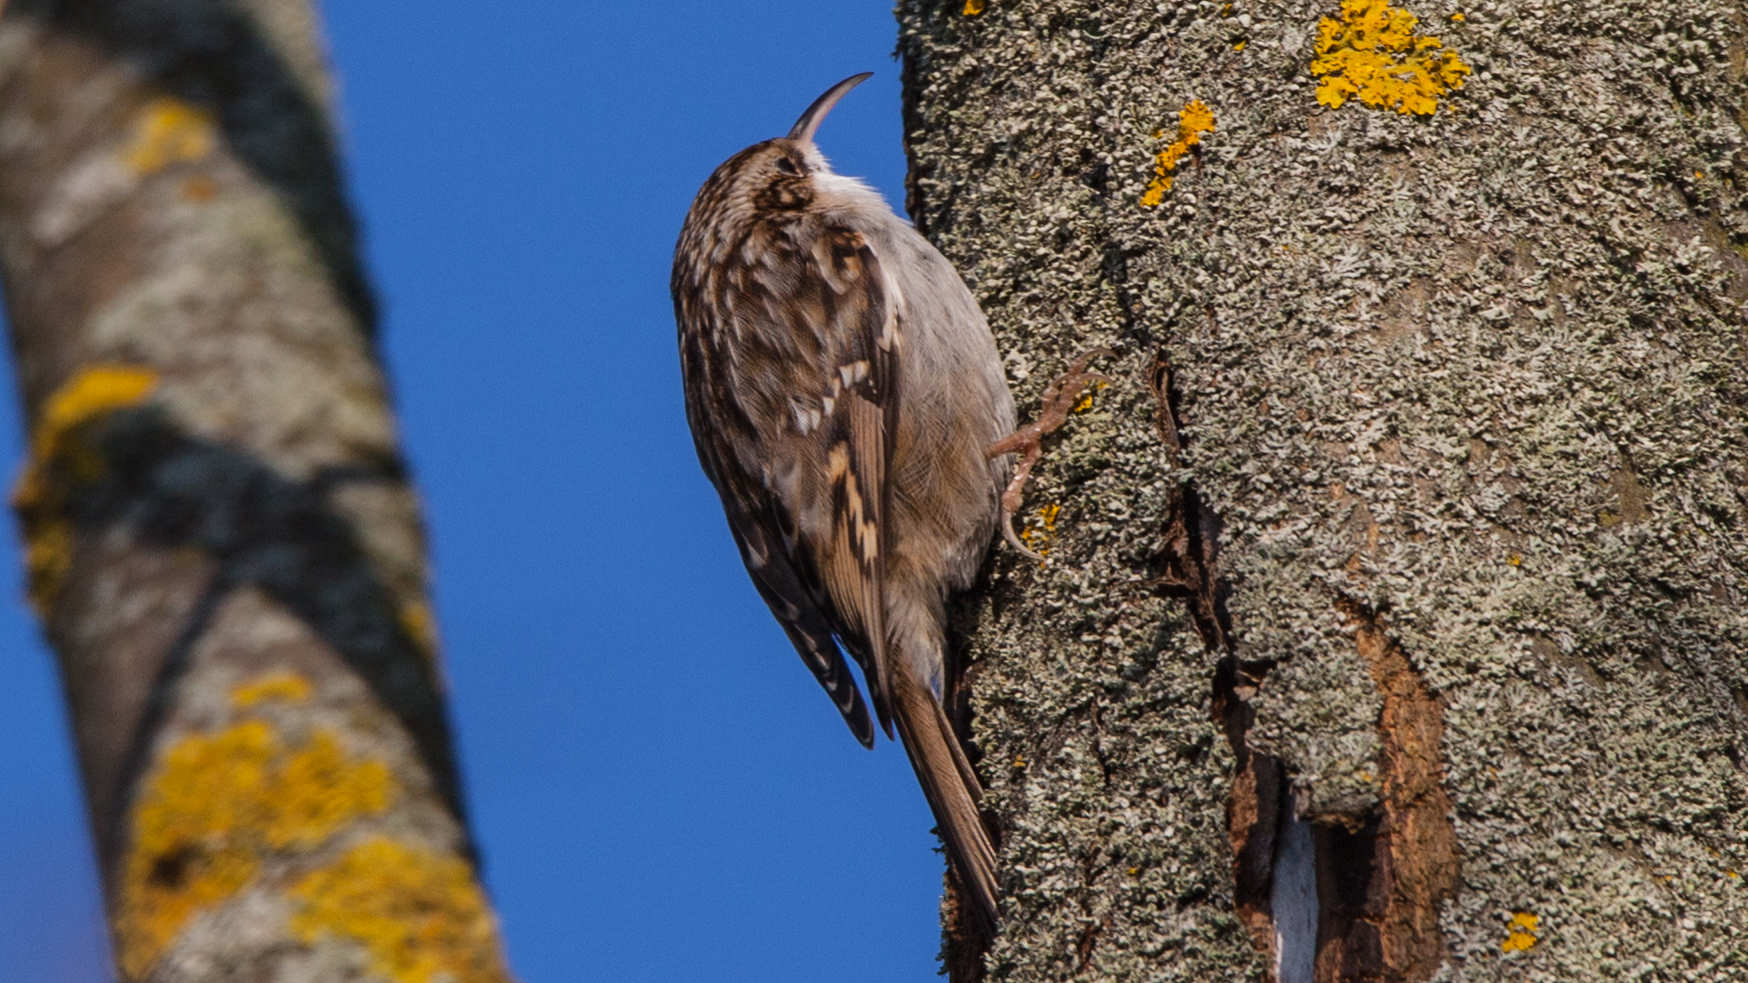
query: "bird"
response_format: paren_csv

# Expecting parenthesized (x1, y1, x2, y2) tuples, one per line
(671, 72, 1021, 926)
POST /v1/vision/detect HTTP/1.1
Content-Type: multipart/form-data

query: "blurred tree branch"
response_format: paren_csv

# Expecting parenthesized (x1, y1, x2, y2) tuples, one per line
(0, 1, 514, 980)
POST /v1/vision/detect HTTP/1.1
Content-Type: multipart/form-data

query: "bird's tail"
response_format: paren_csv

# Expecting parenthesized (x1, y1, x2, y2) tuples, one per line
(889, 667, 1000, 928)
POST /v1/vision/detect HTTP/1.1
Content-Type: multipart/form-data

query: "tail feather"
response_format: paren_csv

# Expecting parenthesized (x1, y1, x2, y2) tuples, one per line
(890, 669, 1000, 928)
(934, 696, 985, 808)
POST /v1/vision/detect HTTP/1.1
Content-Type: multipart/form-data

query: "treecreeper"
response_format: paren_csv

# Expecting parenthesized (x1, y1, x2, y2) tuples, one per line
(670, 73, 1102, 928)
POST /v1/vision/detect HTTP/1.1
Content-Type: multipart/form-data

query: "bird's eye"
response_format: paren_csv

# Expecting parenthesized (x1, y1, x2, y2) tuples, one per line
(775, 157, 800, 175)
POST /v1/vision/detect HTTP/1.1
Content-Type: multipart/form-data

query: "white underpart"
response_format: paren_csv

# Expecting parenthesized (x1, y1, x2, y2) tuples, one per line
(1272, 808, 1318, 983)
(803, 152, 909, 354)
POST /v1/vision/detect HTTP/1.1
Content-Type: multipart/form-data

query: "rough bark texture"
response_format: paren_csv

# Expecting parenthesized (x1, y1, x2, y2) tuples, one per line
(899, 0, 1748, 979)
(0, 2, 514, 981)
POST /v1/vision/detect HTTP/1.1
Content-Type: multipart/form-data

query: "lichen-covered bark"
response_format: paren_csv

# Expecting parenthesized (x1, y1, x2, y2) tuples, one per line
(0, 2, 514, 981)
(899, 0, 1748, 979)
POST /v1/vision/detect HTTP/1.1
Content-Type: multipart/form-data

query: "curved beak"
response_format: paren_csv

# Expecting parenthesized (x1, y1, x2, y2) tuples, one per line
(786, 72, 873, 144)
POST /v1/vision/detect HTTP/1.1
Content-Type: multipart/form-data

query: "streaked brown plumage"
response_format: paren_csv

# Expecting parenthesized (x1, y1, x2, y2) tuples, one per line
(671, 73, 1013, 924)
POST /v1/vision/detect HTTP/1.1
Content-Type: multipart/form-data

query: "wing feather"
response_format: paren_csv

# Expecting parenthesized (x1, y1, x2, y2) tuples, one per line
(809, 227, 898, 733)
(678, 219, 900, 743)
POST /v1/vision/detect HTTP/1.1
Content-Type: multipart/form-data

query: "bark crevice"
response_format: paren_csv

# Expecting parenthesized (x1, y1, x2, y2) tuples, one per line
(1152, 349, 1460, 982)
(1147, 350, 1288, 963)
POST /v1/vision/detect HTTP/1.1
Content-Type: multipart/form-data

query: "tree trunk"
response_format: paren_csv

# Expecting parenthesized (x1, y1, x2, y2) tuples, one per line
(898, 0, 1748, 979)
(0, 2, 514, 980)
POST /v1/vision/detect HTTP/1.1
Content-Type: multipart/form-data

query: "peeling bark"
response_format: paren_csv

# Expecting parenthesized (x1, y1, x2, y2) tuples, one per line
(0, 2, 513, 981)
(1311, 605, 1458, 983)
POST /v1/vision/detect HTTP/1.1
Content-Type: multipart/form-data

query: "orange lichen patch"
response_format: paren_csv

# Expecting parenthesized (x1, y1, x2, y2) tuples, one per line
(116, 720, 394, 978)
(20, 366, 158, 489)
(1021, 503, 1062, 559)
(291, 837, 513, 983)
(231, 671, 314, 707)
(267, 732, 394, 849)
(1072, 379, 1109, 414)
(399, 600, 440, 661)
(1141, 100, 1216, 207)
(11, 365, 158, 614)
(1501, 911, 1539, 952)
(117, 722, 273, 978)
(126, 97, 216, 175)
(962, 0, 985, 13)
(1311, 0, 1471, 115)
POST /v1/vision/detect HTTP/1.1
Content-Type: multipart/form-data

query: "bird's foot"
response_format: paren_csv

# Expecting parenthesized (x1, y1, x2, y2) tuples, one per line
(984, 349, 1114, 560)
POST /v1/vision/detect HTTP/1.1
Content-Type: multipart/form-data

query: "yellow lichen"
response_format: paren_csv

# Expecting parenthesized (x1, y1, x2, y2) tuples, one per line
(1501, 911, 1540, 952)
(1073, 379, 1110, 414)
(127, 97, 216, 175)
(291, 837, 513, 983)
(963, 0, 985, 13)
(116, 720, 394, 978)
(267, 732, 394, 850)
(11, 365, 159, 614)
(1449, 10, 1465, 19)
(1141, 100, 1216, 207)
(1021, 503, 1063, 559)
(21, 366, 159, 488)
(1311, 0, 1471, 115)
(232, 671, 314, 707)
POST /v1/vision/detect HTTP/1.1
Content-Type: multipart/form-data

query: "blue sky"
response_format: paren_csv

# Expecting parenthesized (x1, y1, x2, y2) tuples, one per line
(0, 3, 954, 980)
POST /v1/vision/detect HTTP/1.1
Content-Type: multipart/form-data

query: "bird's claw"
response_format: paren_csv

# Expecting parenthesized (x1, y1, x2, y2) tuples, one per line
(985, 349, 1115, 560)
(1000, 512, 1046, 561)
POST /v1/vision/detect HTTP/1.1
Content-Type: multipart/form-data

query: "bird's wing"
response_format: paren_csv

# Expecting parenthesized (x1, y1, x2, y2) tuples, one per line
(728, 501, 877, 747)
(676, 222, 898, 743)
(797, 224, 900, 736)
(680, 350, 877, 746)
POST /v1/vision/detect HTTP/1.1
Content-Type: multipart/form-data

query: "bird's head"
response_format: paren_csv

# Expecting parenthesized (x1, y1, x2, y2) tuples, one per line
(694, 73, 872, 219)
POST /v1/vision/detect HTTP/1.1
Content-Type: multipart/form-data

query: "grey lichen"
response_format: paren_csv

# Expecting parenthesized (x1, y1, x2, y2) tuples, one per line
(900, 0, 1748, 977)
